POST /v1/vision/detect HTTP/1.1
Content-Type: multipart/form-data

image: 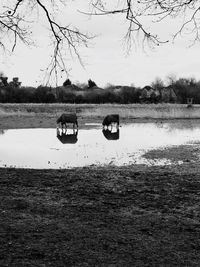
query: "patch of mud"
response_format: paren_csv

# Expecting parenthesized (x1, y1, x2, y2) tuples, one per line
(143, 144, 200, 163)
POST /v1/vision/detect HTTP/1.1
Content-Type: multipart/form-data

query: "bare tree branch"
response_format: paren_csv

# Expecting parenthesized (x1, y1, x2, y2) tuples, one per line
(0, 0, 93, 85)
(89, 0, 200, 48)
(1, 0, 200, 85)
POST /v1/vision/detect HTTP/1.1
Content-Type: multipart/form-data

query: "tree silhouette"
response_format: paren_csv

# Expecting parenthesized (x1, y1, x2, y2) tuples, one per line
(88, 79, 97, 88)
(89, 1, 200, 47)
(0, 1, 92, 84)
(63, 79, 72, 87)
(0, 77, 8, 86)
(0, 1, 200, 82)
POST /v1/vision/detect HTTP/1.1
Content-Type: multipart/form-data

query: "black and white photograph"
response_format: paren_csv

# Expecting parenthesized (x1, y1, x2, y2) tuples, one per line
(1, 1, 200, 266)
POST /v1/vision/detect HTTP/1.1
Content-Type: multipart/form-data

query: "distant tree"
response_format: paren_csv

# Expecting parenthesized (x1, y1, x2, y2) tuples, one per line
(33, 86, 55, 103)
(75, 94, 84, 103)
(0, 77, 8, 86)
(0, 71, 4, 78)
(88, 79, 97, 89)
(151, 77, 165, 90)
(9, 77, 21, 88)
(166, 74, 177, 86)
(173, 78, 199, 103)
(101, 91, 119, 103)
(74, 82, 88, 90)
(104, 83, 115, 90)
(119, 86, 137, 103)
(63, 79, 72, 87)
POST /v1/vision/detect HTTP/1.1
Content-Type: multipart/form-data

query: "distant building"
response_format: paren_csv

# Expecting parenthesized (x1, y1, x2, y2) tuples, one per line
(159, 86, 177, 103)
(140, 85, 177, 103)
(140, 86, 160, 103)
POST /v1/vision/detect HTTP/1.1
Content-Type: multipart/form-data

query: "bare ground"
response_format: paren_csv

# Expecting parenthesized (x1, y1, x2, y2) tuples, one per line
(1, 106, 200, 266)
(1, 164, 200, 266)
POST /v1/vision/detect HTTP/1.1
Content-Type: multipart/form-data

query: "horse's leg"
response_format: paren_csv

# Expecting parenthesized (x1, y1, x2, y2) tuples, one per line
(56, 127, 59, 136)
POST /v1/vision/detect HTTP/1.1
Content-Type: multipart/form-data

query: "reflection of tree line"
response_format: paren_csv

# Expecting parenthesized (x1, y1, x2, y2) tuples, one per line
(155, 120, 200, 132)
(56, 114, 120, 144)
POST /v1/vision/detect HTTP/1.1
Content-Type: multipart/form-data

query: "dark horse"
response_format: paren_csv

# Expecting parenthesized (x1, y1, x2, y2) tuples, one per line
(57, 128, 78, 144)
(102, 128, 119, 140)
(102, 114, 119, 128)
(56, 113, 78, 131)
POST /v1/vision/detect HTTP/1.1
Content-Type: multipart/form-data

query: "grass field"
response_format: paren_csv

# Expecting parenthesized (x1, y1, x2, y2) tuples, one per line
(1, 103, 200, 130)
(1, 104, 200, 266)
(1, 103, 200, 119)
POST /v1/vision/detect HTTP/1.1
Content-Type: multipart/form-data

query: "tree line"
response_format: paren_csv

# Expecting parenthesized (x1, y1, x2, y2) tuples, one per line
(1, 76, 200, 104)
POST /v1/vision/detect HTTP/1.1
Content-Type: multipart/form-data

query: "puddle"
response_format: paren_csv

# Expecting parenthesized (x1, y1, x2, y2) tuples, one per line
(1, 122, 200, 169)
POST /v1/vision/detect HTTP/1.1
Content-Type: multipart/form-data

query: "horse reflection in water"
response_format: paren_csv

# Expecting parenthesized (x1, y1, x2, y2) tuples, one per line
(57, 128, 78, 144)
(102, 114, 120, 140)
(102, 114, 119, 129)
(102, 128, 119, 140)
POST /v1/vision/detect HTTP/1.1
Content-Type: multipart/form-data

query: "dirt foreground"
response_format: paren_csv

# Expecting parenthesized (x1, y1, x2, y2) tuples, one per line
(1, 164, 200, 266)
(1, 104, 200, 266)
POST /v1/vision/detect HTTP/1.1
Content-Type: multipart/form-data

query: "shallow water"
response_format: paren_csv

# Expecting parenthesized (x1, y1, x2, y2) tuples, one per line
(1, 121, 200, 169)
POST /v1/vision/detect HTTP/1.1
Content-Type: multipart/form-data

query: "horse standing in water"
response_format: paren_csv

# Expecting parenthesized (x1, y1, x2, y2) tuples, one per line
(56, 113, 78, 132)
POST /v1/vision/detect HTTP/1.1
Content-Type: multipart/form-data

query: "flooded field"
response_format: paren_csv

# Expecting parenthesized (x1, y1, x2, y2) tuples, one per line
(1, 121, 200, 169)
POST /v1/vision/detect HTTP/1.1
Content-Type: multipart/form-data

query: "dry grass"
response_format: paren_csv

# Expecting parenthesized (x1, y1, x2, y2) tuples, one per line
(1, 103, 200, 119)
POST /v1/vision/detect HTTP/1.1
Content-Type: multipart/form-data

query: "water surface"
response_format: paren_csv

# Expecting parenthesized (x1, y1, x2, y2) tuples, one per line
(0, 121, 200, 169)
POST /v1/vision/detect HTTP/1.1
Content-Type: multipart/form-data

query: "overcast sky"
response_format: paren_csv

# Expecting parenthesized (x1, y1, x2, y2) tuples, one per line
(0, 1, 200, 88)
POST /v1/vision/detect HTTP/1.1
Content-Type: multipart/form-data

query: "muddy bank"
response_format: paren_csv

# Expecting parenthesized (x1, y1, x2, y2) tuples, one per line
(143, 144, 200, 164)
(1, 163, 200, 266)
